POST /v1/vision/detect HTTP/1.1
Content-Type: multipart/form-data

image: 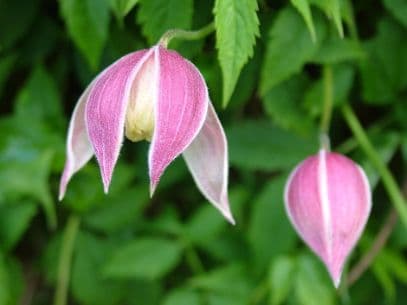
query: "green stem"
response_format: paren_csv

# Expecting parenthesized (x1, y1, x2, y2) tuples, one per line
(249, 280, 269, 305)
(53, 215, 80, 305)
(341, 104, 407, 227)
(320, 65, 334, 139)
(159, 22, 215, 48)
(185, 245, 205, 274)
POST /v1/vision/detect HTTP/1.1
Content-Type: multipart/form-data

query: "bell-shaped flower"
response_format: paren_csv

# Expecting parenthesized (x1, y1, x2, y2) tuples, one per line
(284, 149, 371, 287)
(59, 45, 234, 224)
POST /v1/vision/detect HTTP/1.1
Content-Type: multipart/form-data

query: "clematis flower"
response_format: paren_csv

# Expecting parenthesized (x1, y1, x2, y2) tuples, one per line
(284, 149, 371, 287)
(59, 45, 234, 224)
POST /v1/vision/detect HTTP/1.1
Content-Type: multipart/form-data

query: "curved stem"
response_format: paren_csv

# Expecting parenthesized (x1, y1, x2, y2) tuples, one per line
(53, 215, 80, 305)
(346, 208, 398, 287)
(159, 22, 215, 48)
(341, 104, 407, 227)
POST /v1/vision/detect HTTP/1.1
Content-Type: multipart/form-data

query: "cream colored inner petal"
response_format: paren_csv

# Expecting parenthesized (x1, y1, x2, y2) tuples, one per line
(125, 54, 156, 142)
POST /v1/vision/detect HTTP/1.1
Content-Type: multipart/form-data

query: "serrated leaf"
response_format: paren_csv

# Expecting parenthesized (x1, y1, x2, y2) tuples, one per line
(259, 7, 326, 95)
(309, 0, 343, 37)
(269, 256, 296, 305)
(103, 238, 182, 279)
(110, 0, 139, 19)
(290, 0, 317, 41)
(214, 0, 259, 107)
(137, 0, 193, 44)
(59, 0, 110, 69)
(384, 0, 407, 28)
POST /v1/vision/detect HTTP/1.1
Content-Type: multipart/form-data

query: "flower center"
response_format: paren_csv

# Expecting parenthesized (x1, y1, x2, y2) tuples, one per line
(125, 54, 156, 142)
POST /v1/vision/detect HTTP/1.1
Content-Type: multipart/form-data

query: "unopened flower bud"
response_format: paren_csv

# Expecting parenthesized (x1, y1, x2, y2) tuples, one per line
(284, 149, 371, 287)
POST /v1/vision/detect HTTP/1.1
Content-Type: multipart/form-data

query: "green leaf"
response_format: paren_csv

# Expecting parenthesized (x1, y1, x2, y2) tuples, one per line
(0, 0, 39, 50)
(185, 204, 227, 245)
(294, 254, 335, 305)
(303, 63, 355, 117)
(0, 54, 17, 100)
(259, 7, 326, 95)
(72, 232, 128, 305)
(190, 264, 253, 298)
(356, 131, 400, 189)
(309, 0, 343, 37)
(248, 175, 297, 271)
(290, 0, 317, 41)
(384, 0, 407, 28)
(214, 0, 259, 106)
(110, 0, 139, 19)
(360, 17, 407, 104)
(263, 74, 316, 135)
(0, 122, 57, 229)
(59, 0, 110, 69)
(103, 238, 182, 279)
(137, 0, 193, 44)
(269, 256, 296, 305)
(83, 186, 149, 233)
(311, 34, 365, 64)
(0, 254, 24, 305)
(227, 120, 318, 171)
(15, 65, 64, 130)
(0, 201, 37, 252)
(163, 288, 200, 305)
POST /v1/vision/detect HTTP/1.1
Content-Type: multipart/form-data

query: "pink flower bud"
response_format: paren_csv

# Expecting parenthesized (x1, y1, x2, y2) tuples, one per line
(284, 149, 371, 287)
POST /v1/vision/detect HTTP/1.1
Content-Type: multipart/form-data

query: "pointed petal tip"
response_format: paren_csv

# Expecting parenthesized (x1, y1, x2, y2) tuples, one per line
(149, 181, 157, 198)
(326, 262, 343, 289)
(218, 197, 235, 225)
(101, 173, 112, 194)
(331, 271, 342, 289)
(224, 211, 236, 225)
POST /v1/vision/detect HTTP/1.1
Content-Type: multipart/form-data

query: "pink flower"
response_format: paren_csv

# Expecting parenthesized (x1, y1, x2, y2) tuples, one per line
(59, 45, 234, 224)
(284, 149, 371, 287)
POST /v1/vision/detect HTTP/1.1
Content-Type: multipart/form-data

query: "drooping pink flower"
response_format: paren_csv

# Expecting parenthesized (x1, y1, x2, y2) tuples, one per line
(59, 45, 234, 224)
(284, 149, 371, 287)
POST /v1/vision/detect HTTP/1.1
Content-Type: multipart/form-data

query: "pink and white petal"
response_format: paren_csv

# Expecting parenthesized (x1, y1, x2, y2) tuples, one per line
(183, 102, 234, 224)
(59, 85, 94, 200)
(148, 47, 208, 192)
(86, 49, 152, 192)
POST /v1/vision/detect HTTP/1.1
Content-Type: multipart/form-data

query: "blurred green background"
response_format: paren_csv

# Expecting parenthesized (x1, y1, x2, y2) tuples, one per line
(0, 0, 407, 304)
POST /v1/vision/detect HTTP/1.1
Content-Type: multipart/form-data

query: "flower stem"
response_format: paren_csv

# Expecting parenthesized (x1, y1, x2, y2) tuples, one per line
(159, 22, 215, 48)
(320, 65, 333, 137)
(53, 215, 80, 305)
(341, 104, 407, 227)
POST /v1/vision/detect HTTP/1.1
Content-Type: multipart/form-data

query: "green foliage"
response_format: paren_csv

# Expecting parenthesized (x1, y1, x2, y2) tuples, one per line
(260, 7, 326, 95)
(104, 237, 183, 279)
(214, 0, 259, 106)
(1, 0, 407, 304)
(59, 0, 111, 69)
(137, 0, 193, 44)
